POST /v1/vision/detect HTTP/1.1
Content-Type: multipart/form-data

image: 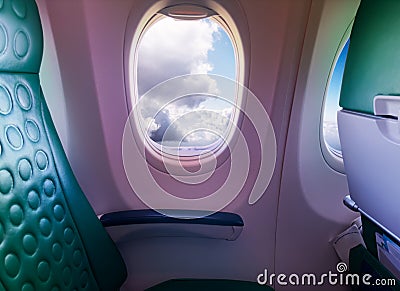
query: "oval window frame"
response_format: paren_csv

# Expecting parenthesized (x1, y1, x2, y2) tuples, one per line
(320, 19, 354, 174)
(125, 1, 249, 175)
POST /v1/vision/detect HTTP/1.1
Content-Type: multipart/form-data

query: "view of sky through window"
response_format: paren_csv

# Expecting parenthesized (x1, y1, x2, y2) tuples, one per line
(136, 16, 237, 152)
(323, 39, 349, 156)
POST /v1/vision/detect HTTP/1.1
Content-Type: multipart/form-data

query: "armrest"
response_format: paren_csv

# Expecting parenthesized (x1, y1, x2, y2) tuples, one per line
(99, 209, 244, 241)
(100, 209, 243, 227)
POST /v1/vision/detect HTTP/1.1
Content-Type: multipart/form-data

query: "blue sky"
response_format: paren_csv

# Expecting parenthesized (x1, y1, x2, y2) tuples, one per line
(208, 29, 236, 80)
(137, 16, 236, 148)
(323, 39, 349, 154)
(325, 40, 349, 122)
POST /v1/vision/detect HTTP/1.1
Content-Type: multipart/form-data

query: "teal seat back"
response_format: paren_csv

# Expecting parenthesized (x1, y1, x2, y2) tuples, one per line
(340, 0, 400, 114)
(338, 0, 400, 253)
(0, 0, 127, 289)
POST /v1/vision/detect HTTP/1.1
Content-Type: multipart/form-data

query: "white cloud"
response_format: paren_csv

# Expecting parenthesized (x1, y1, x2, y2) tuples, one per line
(149, 106, 233, 146)
(137, 17, 220, 96)
(136, 16, 235, 148)
(323, 121, 341, 152)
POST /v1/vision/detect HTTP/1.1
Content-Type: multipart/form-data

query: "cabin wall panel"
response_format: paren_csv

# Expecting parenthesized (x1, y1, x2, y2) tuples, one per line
(275, 1, 360, 290)
(39, 0, 320, 289)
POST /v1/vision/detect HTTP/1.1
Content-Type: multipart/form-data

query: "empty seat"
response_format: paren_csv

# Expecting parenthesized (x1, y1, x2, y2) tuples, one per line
(0, 0, 126, 289)
(338, 0, 400, 243)
(338, 0, 400, 285)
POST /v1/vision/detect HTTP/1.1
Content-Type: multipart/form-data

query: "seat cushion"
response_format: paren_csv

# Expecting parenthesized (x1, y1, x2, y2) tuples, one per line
(146, 279, 273, 291)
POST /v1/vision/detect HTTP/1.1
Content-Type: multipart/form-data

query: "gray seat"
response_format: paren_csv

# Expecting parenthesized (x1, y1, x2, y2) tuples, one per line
(338, 0, 400, 287)
(338, 0, 400, 245)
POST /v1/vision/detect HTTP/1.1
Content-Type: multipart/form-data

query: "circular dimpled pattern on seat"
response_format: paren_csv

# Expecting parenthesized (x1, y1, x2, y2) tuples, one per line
(64, 227, 74, 245)
(14, 30, 30, 58)
(15, 83, 32, 110)
(73, 249, 83, 267)
(0, 85, 12, 114)
(0, 24, 7, 55)
(0, 169, 13, 194)
(25, 120, 40, 142)
(27, 190, 40, 210)
(9, 203, 23, 226)
(52, 242, 63, 262)
(18, 158, 32, 181)
(22, 233, 38, 255)
(11, 0, 27, 19)
(53, 204, 65, 222)
(35, 150, 48, 170)
(63, 266, 72, 287)
(43, 178, 55, 197)
(5, 125, 23, 150)
(39, 217, 52, 237)
(37, 260, 50, 282)
(21, 282, 34, 291)
(4, 253, 20, 278)
(0, 0, 43, 73)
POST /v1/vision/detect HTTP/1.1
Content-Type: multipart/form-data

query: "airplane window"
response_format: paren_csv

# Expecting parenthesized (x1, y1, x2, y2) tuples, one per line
(322, 39, 349, 158)
(134, 9, 238, 157)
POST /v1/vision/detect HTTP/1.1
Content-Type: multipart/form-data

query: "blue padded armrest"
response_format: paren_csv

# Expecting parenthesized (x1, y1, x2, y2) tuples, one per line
(100, 209, 244, 227)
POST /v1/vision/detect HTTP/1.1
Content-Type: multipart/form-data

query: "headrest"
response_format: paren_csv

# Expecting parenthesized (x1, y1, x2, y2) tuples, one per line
(0, 0, 43, 73)
(340, 0, 400, 115)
